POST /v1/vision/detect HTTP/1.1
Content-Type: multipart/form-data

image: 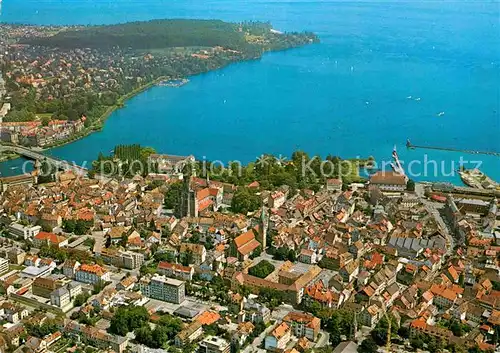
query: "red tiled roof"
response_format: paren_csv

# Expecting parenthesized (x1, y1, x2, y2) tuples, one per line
(370, 171, 406, 185)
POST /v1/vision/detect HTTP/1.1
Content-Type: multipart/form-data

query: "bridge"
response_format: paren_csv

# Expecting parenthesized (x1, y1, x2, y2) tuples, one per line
(0, 144, 88, 176)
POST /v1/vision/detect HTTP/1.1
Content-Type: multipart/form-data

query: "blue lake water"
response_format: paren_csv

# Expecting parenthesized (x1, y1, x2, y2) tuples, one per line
(1, 0, 499, 183)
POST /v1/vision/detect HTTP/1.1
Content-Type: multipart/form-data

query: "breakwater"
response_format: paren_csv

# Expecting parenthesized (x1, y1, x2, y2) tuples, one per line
(406, 140, 500, 157)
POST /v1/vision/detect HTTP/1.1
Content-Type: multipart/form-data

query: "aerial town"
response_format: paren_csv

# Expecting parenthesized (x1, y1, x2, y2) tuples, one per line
(0, 149, 498, 353)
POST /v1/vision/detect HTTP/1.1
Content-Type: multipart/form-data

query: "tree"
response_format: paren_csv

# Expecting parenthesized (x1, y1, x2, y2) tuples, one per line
(63, 219, 76, 233)
(273, 246, 290, 261)
(397, 326, 410, 339)
(410, 337, 424, 350)
(105, 235, 112, 248)
(120, 233, 128, 247)
(359, 337, 378, 353)
(73, 293, 89, 306)
(450, 320, 464, 337)
(231, 188, 261, 214)
(248, 260, 275, 278)
(41, 116, 51, 126)
(109, 306, 149, 336)
(230, 340, 240, 353)
(406, 179, 415, 191)
(371, 326, 388, 346)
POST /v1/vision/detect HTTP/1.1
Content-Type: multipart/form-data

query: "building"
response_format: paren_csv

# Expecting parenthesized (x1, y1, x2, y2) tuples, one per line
(0, 258, 8, 275)
(283, 312, 321, 342)
(0, 302, 29, 324)
(299, 249, 317, 264)
(75, 264, 110, 284)
(264, 322, 291, 350)
(157, 261, 194, 281)
(230, 228, 262, 261)
(0, 174, 35, 192)
(269, 191, 286, 209)
(21, 265, 54, 279)
(33, 231, 68, 248)
(7, 223, 41, 240)
(369, 171, 407, 192)
(333, 341, 358, 353)
(50, 287, 71, 308)
(97, 249, 144, 269)
(140, 274, 185, 304)
(231, 265, 323, 305)
(65, 321, 128, 353)
(32, 276, 62, 298)
(430, 284, 459, 309)
(7, 248, 26, 265)
(119, 251, 144, 269)
(174, 321, 203, 347)
(50, 281, 83, 308)
(62, 260, 80, 279)
(410, 319, 453, 342)
(359, 304, 383, 328)
(179, 243, 206, 265)
(148, 154, 195, 175)
(326, 178, 343, 192)
(199, 336, 230, 353)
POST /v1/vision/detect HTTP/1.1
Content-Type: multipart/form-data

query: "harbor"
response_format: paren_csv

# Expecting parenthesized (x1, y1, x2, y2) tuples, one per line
(157, 78, 189, 87)
(458, 168, 499, 190)
(406, 139, 500, 157)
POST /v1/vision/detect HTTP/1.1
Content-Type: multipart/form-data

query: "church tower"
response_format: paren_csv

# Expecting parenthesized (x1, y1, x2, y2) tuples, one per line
(256, 206, 268, 249)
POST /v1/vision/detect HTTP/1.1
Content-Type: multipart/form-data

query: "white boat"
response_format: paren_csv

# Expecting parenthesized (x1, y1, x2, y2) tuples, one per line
(414, 97, 421, 101)
(437, 112, 445, 117)
(406, 96, 412, 99)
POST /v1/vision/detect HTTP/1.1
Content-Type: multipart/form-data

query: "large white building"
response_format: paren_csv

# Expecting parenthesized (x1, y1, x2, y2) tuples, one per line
(140, 274, 185, 304)
(199, 336, 230, 353)
(7, 223, 41, 240)
(50, 282, 83, 309)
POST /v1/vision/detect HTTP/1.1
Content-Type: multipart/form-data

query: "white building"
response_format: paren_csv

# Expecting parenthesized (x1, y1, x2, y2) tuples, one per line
(140, 275, 185, 304)
(7, 223, 41, 240)
(199, 336, 230, 353)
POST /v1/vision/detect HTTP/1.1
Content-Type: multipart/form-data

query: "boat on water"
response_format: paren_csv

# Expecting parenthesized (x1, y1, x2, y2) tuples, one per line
(414, 97, 421, 101)
(406, 95, 412, 99)
(437, 112, 445, 117)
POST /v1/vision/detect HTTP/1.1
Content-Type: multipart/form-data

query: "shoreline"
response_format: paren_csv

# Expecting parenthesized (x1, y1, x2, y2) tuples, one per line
(40, 75, 170, 150)
(30, 44, 318, 152)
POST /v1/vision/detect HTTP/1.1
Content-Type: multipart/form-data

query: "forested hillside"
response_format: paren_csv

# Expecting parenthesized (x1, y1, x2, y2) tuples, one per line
(21, 19, 318, 52)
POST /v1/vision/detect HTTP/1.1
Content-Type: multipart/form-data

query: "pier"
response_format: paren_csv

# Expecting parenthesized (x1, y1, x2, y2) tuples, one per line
(406, 140, 500, 157)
